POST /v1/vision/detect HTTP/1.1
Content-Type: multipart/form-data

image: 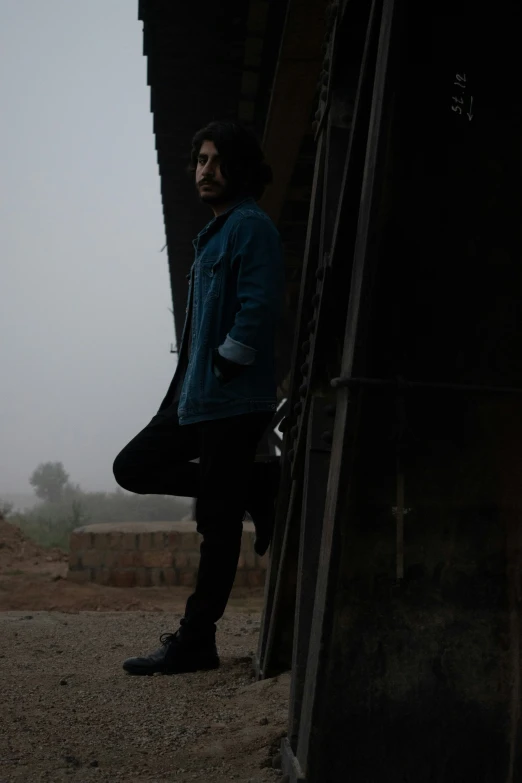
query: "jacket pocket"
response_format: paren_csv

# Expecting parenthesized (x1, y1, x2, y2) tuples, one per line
(201, 256, 225, 300)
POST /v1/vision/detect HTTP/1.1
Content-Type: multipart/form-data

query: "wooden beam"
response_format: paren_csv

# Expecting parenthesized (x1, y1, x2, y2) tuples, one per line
(296, 1, 396, 775)
(255, 123, 328, 678)
(287, 396, 332, 749)
(259, 0, 329, 225)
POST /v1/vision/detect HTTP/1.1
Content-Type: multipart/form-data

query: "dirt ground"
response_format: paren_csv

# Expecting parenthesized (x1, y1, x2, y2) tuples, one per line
(0, 518, 289, 783)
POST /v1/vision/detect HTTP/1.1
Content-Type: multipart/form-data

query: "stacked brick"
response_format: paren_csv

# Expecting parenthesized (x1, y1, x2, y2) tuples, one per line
(67, 521, 267, 588)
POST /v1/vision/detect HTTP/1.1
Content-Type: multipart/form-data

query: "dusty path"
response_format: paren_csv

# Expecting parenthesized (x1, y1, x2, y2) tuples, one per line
(0, 611, 289, 783)
(0, 519, 289, 782)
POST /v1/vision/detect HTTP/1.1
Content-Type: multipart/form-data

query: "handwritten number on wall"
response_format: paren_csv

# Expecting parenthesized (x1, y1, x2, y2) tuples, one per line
(452, 73, 473, 120)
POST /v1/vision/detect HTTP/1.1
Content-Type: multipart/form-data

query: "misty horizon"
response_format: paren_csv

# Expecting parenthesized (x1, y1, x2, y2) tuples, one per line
(1, 2, 195, 496)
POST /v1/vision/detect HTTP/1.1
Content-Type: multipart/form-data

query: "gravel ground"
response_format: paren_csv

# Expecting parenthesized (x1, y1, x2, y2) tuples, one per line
(0, 611, 289, 783)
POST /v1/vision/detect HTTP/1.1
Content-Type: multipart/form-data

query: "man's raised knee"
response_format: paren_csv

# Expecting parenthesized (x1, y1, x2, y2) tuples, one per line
(113, 451, 135, 492)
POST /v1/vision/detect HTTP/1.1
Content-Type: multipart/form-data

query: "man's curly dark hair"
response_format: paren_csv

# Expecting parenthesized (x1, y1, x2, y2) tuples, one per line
(187, 120, 273, 201)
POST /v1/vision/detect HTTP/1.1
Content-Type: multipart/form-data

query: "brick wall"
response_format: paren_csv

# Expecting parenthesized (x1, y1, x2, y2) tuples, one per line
(68, 521, 267, 588)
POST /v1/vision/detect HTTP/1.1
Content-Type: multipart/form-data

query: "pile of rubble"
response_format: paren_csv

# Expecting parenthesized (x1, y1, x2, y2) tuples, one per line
(0, 512, 67, 571)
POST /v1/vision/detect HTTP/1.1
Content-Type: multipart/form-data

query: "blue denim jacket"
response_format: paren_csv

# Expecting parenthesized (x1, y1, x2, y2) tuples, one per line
(158, 197, 285, 425)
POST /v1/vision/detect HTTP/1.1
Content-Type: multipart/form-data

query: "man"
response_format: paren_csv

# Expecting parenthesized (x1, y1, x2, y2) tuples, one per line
(113, 120, 284, 675)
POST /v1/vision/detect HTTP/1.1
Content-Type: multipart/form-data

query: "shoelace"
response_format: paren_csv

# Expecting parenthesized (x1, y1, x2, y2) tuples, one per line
(159, 632, 179, 646)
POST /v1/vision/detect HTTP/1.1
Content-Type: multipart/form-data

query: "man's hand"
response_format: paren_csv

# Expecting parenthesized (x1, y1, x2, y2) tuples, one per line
(212, 348, 244, 384)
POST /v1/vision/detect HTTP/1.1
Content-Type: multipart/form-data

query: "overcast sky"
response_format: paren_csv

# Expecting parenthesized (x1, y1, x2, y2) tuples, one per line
(0, 1, 181, 494)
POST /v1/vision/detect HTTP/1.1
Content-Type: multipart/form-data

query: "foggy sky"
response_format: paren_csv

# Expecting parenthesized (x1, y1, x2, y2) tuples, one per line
(0, 1, 183, 494)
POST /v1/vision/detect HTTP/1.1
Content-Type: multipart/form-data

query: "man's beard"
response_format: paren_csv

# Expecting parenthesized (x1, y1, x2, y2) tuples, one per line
(196, 181, 230, 205)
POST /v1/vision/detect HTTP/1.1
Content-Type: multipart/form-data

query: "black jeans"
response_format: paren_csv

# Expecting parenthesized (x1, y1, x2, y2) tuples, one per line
(113, 404, 274, 632)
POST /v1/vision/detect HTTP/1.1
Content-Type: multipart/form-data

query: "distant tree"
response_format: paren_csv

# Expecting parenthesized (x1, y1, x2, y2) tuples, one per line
(0, 499, 13, 518)
(29, 462, 70, 503)
(70, 498, 90, 528)
(62, 481, 83, 501)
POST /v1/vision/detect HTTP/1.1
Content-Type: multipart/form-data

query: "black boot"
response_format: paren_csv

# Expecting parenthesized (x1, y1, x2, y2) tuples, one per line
(246, 459, 281, 557)
(122, 623, 219, 676)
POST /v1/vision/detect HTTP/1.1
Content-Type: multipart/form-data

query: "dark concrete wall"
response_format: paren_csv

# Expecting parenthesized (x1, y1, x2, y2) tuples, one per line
(307, 0, 522, 779)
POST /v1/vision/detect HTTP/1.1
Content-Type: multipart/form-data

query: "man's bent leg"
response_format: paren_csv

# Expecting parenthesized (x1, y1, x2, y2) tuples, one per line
(122, 411, 272, 676)
(114, 404, 280, 520)
(113, 405, 200, 498)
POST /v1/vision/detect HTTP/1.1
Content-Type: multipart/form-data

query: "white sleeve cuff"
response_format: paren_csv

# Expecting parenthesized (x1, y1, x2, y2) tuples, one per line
(218, 335, 257, 365)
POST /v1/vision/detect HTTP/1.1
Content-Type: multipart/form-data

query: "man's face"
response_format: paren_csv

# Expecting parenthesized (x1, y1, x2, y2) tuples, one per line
(195, 140, 229, 209)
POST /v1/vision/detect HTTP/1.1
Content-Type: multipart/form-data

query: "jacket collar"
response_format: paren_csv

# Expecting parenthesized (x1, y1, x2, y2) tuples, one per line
(194, 196, 255, 243)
